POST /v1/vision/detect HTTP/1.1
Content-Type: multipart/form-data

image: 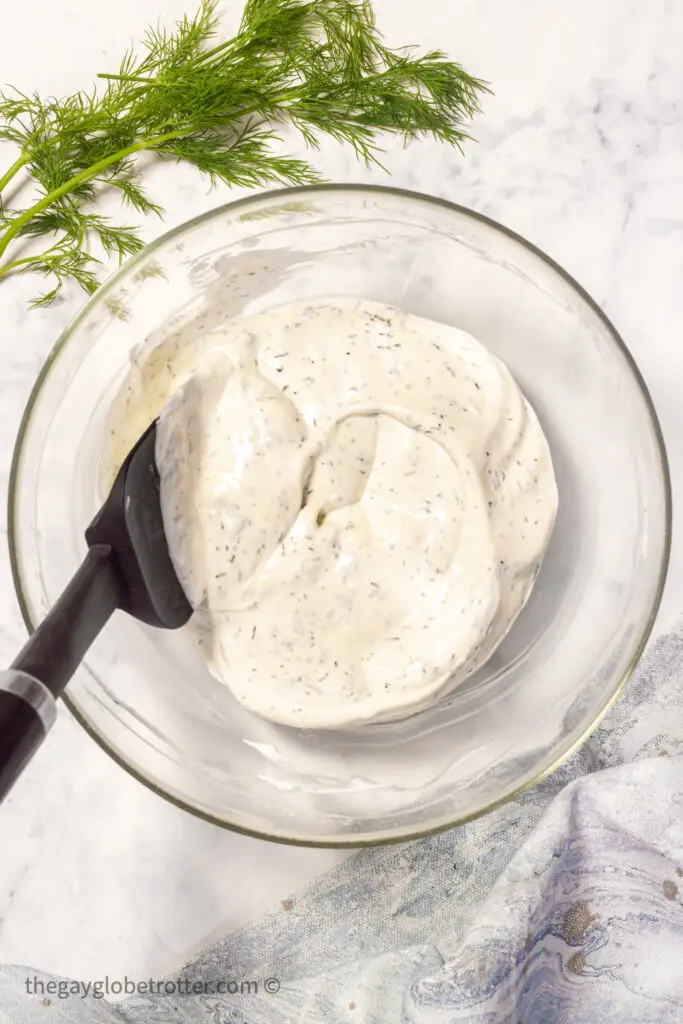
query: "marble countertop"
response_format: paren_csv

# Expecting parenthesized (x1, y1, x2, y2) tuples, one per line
(1, 0, 682, 985)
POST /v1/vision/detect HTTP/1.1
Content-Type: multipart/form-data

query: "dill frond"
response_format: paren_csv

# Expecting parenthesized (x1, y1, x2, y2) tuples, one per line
(0, 0, 490, 305)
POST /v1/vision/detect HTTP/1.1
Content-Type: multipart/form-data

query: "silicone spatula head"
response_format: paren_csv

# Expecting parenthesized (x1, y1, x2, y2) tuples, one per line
(85, 419, 192, 629)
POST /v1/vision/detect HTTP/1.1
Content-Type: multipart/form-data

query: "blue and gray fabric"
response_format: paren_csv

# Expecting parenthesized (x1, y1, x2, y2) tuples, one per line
(3, 624, 683, 1023)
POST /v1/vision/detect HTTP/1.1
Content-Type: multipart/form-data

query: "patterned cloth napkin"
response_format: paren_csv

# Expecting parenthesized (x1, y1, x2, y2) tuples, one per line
(3, 624, 683, 1024)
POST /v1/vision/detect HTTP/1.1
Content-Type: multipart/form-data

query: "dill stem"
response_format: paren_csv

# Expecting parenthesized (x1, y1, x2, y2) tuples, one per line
(0, 130, 188, 263)
(0, 153, 28, 196)
(97, 72, 308, 112)
(96, 37, 241, 86)
(97, 73, 160, 86)
(0, 253, 45, 279)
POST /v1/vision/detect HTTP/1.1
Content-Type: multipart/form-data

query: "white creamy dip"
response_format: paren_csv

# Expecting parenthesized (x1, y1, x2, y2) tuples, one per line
(105, 297, 558, 728)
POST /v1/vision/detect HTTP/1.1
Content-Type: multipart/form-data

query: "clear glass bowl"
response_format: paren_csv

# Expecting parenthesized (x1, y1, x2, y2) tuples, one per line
(8, 185, 671, 846)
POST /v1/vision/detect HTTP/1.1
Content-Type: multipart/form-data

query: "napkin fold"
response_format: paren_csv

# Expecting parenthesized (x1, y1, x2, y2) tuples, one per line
(3, 624, 683, 1024)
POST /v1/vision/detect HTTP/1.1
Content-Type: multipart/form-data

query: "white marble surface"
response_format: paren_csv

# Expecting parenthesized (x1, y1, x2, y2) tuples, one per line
(1, 0, 682, 986)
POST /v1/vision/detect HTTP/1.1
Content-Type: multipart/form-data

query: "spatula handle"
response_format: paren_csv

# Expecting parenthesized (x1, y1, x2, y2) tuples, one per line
(0, 544, 124, 803)
(11, 544, 124, 698)
(0, 670, 57, 804)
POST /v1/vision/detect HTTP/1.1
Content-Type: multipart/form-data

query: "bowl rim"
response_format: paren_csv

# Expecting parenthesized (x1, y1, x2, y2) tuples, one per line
(8, 182, 672, 847)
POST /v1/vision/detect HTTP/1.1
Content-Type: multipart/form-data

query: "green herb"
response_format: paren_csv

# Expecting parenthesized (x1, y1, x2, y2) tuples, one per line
(0, 0, 489, 307)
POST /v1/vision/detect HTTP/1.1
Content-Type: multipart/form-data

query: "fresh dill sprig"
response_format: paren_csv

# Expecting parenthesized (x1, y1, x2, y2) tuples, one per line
(0, 0, 489, 307)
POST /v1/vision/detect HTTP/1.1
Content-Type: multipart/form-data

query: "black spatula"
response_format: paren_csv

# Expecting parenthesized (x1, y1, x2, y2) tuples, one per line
(0, 419, 192, 803)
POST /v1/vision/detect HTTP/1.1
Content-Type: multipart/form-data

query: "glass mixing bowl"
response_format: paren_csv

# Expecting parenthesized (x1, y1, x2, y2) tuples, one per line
(9, 185, 671, 846)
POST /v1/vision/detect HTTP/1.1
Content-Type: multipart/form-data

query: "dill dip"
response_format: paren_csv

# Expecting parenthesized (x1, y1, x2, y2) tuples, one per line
(105, 297, 558, 728)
